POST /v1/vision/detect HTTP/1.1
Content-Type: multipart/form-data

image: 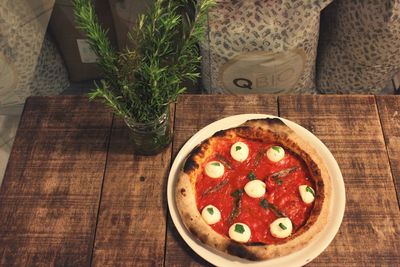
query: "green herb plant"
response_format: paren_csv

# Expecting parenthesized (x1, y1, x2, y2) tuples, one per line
(73, 0, 214, 123)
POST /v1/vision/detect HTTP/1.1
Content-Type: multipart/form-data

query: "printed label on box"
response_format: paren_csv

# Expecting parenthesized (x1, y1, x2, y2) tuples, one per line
(76, 39, 98, 63)
(220, 49, 305, 94)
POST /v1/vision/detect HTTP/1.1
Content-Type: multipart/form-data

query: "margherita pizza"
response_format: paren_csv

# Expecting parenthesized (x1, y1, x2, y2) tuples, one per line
(175, 118, 331, 260)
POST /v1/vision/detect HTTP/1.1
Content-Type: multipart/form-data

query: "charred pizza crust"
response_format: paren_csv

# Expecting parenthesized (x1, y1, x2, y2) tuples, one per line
(175, 118, 331, 261)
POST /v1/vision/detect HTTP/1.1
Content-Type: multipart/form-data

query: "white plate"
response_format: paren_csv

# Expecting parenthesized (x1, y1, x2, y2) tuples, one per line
(167, 114, 345, 267)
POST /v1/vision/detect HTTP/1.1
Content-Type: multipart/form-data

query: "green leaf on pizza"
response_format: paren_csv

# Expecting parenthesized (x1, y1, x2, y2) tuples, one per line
(234, 224, 245, 234)
(231, 189, 243, 198)
(279, 223, 287, 230)
(207, 207, 214, 215)
(272, 146, 281, 152)
(260, 199, 269, 209)
(247, 171, 257, 181)
(306, 186, 315, 197)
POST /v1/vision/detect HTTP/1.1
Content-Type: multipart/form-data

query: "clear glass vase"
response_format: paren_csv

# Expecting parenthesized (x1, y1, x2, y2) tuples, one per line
(124, 108, 172, 156)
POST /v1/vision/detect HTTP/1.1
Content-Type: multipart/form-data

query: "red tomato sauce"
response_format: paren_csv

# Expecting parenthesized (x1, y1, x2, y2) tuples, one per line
(195, 137, 314, 244)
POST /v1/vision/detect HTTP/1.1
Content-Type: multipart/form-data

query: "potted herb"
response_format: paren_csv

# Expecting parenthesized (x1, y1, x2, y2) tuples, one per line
(73, 0, 214, 155)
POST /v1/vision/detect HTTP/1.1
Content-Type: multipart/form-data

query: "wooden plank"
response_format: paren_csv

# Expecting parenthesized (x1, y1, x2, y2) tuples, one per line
(376, 96, 400, 204)
(165, 94, 278, 266)
(0, 96, 113, 266)
(278, 95, 400, 266)
(92, 107, 174, 266)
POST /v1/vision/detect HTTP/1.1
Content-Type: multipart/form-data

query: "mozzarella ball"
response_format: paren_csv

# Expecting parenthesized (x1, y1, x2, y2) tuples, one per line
(201, 205, 221, 225)
(266, 145, 285, 162)
(230, 142, 249, 162)
(270, 217, 293, 238)
(204, 161, 224, 178)
(228, 223, 251, 243)
(244, 180, 266, 198)
(299, 185, 315, 204)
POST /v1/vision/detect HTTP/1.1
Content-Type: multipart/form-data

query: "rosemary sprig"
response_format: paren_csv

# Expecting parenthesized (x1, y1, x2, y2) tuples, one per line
(73, 0, 214, 123)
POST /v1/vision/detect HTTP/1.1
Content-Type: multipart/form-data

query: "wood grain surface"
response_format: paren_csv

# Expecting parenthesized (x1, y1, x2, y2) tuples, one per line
(1, 95, 399, 266)
(0, 96, 113, 266)
(92, 109, 174, 266)
(165, 95, 278, 266)
(279, 95, 400, 266)
(376, 96, 400, 205)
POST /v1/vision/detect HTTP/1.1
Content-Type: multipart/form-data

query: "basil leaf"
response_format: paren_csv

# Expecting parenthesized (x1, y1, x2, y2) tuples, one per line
(235, 146, 242, 151)
(207, 207, 214, 215)
(231, 189, 243, 198)
(247, 171, 256, 181)
(260, 199, 269, 209)
(272, 146, 281, 152)
(306, 186, 315, 197)
(279, 223, 287, 230)
(234, 224, 245, 234)
(211, 162, 220, 167)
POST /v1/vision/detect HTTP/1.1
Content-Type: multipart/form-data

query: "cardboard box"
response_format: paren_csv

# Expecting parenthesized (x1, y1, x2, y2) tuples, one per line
(49, 0, 117, 82)
(108, 0, 153, 50)
(30, 34, 69, 98)
(201, 0, 333, 94)
(317, 1, 400, 94)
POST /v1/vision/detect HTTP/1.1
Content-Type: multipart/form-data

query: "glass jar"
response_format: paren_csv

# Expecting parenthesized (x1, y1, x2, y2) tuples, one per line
(124, 108, 172, 155)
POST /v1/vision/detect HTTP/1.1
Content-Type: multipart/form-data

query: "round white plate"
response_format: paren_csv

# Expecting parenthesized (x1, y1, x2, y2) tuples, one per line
(167, 114, 345, 267)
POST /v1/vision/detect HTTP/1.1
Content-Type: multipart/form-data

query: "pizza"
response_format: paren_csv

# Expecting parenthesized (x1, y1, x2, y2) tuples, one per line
(175, 118, 331, 261)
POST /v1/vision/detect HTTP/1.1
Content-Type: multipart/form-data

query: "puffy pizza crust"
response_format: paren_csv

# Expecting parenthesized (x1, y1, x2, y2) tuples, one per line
(175, 118, 331, 261)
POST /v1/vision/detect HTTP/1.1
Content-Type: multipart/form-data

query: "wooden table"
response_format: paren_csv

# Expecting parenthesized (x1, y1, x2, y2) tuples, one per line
(0, 95, 399, 266)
